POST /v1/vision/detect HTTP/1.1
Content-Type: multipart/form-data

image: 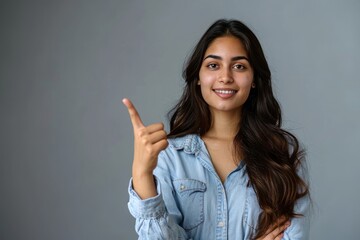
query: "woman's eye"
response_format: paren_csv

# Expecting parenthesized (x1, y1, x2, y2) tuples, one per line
(233, 64, 245, 70)
(207, 63, 218, 70)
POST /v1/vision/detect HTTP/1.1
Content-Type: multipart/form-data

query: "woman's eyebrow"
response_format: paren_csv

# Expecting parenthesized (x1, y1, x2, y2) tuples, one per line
(231, 56, 249, 61)
(203, 54, 249, 61)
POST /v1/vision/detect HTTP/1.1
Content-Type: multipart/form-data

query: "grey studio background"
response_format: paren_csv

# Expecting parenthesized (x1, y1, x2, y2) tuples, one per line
(0, 0, 359, 239)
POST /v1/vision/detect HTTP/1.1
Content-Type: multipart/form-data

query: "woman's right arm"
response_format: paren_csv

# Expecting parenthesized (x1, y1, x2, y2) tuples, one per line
(128, 176, 188, 239)
(123, 98, 188, 239)
(123, 98, 166, 199)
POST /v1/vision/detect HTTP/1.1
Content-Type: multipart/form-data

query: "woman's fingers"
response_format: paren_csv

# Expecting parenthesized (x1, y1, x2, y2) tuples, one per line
(123, 98, 168, 170)
(153, 139, 169, 152)
(123, 98, 168, 199)
(147, 129, 167, 144)
(274, 232, 284, 240)
(123, 98, 165, 137)
(137, 123, 167, 144)
(146, 122, 165, 134)
(263, 221, 290, 240)
(122, 98, 144, 129)
(138, 128, 167, 153)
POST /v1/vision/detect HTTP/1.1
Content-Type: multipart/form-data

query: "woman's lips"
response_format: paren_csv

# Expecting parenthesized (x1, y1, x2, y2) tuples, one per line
(213, 89, 237, 99)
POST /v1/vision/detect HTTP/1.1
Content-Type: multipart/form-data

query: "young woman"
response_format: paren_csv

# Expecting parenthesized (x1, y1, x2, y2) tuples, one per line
(123, 19, 310, 240)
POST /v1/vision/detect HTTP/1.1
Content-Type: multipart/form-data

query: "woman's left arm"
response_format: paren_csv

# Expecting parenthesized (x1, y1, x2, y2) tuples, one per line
(283, 194, 311, 240)
(283, 161, 311, 240)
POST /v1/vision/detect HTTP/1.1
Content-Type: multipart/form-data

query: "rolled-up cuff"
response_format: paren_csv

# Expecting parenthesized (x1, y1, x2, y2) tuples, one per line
(127, 177, 166, 219)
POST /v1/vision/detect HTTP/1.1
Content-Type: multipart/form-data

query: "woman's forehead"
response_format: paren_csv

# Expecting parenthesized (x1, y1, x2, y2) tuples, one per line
(205, 36, 248, 57)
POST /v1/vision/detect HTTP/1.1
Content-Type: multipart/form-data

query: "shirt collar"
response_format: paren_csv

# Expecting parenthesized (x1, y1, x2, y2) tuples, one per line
(169, 134, 246, 171)
(169, 134, 201, 155)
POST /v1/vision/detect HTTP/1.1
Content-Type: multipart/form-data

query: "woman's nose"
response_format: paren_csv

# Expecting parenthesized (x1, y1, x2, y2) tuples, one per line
(218, 68, 234, 83)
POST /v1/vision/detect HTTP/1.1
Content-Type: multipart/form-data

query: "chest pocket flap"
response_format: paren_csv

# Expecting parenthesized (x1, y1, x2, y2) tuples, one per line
(172, 179, 207, 230)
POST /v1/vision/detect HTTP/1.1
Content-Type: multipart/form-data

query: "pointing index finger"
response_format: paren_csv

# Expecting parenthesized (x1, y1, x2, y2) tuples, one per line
(122, 98, 144, 129)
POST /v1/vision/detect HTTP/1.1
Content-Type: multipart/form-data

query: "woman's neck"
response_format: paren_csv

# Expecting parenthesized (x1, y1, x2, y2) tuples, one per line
(204, 110, 241, 140)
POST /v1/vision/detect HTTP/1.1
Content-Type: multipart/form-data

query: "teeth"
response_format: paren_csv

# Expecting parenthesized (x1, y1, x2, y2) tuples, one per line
(214, 89, 236, 94)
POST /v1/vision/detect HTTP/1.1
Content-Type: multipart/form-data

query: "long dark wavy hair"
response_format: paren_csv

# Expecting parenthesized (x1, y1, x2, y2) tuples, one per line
(167, 19, 309, 239)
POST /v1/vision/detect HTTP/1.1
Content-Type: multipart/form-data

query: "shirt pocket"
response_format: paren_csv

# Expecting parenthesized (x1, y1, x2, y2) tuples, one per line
(172, 179, 207, 230)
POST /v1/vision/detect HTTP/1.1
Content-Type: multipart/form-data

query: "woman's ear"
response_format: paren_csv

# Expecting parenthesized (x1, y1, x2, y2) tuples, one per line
(197, 80, 201, 85)
(251, 82, 256, 88)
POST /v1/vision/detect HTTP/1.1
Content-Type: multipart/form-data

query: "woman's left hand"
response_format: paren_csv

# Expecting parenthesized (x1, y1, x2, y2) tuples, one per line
(257, 220, 291, 240)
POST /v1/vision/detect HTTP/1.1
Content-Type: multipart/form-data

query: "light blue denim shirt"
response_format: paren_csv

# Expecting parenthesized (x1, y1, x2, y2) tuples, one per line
(128, 134, 310, 240)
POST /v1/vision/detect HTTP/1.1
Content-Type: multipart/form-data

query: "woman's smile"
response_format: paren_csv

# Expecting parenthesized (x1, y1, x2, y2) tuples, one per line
(213, 88, 238, 99)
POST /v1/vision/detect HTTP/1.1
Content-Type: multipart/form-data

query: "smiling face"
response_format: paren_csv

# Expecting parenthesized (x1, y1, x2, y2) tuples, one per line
(198, 35, 254, 115)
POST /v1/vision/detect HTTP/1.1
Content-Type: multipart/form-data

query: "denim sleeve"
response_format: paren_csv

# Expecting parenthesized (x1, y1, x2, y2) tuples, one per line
(127, 177, 189, 240)
(283, 194, 311, 240)
(283, 160, 311, 240)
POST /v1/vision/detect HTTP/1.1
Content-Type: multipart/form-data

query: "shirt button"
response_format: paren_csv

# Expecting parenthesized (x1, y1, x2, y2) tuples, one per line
(217, 221, 225, 227)
(180, 184, 186, 191)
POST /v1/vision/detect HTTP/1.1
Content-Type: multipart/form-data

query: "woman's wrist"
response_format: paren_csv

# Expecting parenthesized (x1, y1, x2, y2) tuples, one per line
(132, 172, 157, 199)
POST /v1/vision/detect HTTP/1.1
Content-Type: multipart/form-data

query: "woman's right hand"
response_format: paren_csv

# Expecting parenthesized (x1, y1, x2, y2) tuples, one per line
(257, 219, 291, 240)
(122, 98, 168, 199)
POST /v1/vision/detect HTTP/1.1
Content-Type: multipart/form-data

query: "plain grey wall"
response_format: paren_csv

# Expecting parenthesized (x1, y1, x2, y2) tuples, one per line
(1, 0, 359, 239)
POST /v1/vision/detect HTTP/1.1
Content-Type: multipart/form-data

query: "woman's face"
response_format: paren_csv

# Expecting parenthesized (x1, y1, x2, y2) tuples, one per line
(198, 35, 254, 114)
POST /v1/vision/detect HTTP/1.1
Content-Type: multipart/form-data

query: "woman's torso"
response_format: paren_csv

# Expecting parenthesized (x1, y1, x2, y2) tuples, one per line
(154, 134, 261, 240)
